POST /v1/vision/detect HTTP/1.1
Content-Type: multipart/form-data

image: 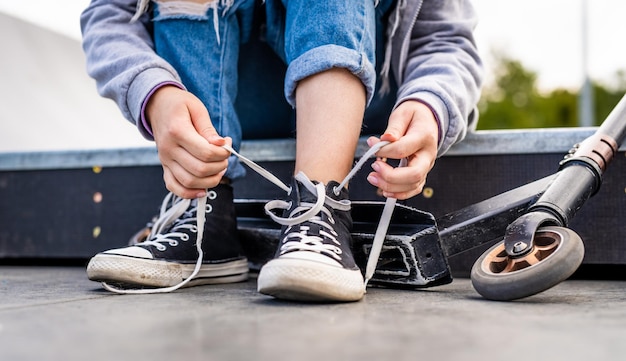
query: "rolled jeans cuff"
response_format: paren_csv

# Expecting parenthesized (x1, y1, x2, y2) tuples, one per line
(284, 44, 376, 108)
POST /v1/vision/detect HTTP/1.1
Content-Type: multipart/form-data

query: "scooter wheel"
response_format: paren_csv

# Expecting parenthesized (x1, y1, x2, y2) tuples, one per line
(470, 226, 584, 301)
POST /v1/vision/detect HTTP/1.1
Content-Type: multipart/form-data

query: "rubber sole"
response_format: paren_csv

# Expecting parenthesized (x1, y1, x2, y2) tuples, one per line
(86, 254, 249, 288)
(257, 257, 365, 302)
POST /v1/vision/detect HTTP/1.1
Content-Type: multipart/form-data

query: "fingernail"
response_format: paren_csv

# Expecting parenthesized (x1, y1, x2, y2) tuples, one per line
(371, 162, 380, 172)
(381, 133, 397, 142)
(196, 190, 207, 198)
(367, 174, 379, 186)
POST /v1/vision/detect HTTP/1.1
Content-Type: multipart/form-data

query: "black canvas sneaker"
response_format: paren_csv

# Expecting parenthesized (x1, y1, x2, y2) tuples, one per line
(257, 172, 365, 302)
(87, 184, 248, 289)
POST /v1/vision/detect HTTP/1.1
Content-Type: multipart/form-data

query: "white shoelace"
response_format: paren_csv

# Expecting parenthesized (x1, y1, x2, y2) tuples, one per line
(102, 194, 208, 294)
(262, 172, 350, 262)
(103, 141, 402, 294)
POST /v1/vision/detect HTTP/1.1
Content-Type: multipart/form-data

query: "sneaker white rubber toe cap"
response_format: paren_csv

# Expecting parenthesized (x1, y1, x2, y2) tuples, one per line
(257, 251, 365, 302)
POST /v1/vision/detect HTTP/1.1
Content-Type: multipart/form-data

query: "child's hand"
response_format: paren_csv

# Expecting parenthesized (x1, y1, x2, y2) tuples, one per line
(146, 85, 232, 199)
(366, 100, 439, 200)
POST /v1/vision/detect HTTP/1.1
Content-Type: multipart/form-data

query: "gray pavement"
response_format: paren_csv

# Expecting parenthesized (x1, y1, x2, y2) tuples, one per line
(1, 266, 625, 361)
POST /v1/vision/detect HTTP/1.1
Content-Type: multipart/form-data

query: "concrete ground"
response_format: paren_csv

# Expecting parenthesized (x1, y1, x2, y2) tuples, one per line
(1, 266, 625, 361)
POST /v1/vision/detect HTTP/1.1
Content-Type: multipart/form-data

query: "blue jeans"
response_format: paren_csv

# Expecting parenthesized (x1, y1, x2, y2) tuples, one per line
(152, 0, 397, 181)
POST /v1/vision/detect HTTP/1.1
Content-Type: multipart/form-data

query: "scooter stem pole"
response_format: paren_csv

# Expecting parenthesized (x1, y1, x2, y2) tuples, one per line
(597, 92, 626, 144)
(505, 92, 626, 256)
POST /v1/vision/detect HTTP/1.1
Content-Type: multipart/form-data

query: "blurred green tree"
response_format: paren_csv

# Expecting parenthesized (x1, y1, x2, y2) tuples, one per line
(477, 52, 626, 130)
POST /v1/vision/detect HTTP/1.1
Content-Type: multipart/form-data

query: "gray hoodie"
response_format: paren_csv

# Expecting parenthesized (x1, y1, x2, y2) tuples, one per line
(80, 0, 483, 155)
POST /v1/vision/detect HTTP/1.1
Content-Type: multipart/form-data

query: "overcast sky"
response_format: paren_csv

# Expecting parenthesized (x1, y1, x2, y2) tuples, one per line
(1, 0, 624, 91)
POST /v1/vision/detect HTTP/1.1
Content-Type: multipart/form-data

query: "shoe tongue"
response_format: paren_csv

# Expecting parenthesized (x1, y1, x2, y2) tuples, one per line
(292, 178, 347, 204)
(292, 178, 319, 204)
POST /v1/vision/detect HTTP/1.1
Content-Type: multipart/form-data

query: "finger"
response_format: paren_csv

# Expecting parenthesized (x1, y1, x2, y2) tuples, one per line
(172, 96, 229, 161)
(375, 102, 439, 161)
(162, 165, 207, 199)
(154, 117, 224, 163)
(368, 153, 433, 197)
(368, 160, 421, 193)
(167, 126, 230, 165)
(187, 98, 225, 146)
(367, 169, 425, 200)
(169, 142, 229, 177)
(165, 156, 227, 189)
(366, 135, 384, 147)
(376, 136, 420, 160)
(384, 179, 426, 200)
(381, 104, 414, 142)
(393, 151, 435, 186)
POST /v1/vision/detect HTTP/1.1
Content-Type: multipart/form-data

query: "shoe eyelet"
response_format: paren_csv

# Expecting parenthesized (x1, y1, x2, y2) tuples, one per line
(205, 204, 213, 213)
(180, 234, 189, 241)
(207, 190, 217, 200)
(169, 240, 179, 247)
(156, 245, 167, 251)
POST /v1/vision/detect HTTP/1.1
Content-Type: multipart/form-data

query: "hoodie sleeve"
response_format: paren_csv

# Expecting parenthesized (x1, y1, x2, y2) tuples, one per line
(394, 0, 483, 156)
(80, 0, 184, 140)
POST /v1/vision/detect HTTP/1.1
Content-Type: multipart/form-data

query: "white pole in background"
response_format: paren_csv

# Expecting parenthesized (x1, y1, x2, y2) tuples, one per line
(579, 0, 595, 127)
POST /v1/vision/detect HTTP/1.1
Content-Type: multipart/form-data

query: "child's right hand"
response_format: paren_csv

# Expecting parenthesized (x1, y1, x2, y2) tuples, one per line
(146, 85, 232, 199)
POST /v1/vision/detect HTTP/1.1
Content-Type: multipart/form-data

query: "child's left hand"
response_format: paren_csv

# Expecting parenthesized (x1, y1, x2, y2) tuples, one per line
(366, 100, 439, 200)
